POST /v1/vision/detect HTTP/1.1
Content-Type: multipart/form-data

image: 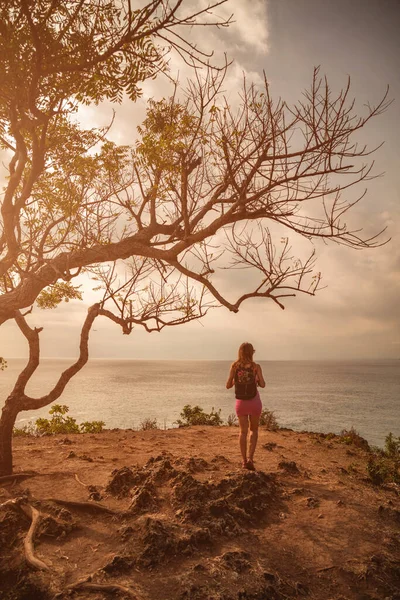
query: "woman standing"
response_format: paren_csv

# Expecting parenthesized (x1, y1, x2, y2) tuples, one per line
(226, 342, 265, 470)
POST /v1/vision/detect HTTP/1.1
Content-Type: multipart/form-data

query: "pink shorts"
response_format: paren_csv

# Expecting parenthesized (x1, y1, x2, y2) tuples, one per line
(235, 391, 262, 417)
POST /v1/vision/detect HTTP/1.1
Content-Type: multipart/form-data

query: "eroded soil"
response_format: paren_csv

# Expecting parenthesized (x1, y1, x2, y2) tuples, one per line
(0, 427, 399, 600)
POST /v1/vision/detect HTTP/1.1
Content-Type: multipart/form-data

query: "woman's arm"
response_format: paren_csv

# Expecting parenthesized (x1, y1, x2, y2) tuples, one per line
(256, 364, 266, 388)
(226, 363, 235, 389)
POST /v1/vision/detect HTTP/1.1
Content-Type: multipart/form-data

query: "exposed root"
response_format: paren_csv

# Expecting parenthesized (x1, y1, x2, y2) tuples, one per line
(45, 497, 117, 515)
(74, 473, 89, 487)
(0, 498, 21, 509)
(0, 471, 38, 484)
(24, 504, 50, 571)
(316, 564, 337, 572)
(61, 579, 137, 597)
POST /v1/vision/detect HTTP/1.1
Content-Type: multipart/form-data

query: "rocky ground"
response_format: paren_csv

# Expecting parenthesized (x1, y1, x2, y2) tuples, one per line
(0, 426, 399, 600)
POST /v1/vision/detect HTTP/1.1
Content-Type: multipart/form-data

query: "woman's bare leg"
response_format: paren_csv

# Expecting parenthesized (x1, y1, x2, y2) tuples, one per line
(238, 416, 249, 464)
(248, 415, 260, 462)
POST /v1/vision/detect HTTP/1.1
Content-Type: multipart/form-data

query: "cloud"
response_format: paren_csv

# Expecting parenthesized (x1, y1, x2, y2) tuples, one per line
(209, 0, 269, 55)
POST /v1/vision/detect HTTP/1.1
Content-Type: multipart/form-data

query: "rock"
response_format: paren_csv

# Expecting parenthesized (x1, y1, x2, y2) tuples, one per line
(278, 460, 300, 474)
(106, 466, 146, 498)
(102, 553, 135, 573)
(37, 513, 76, 539)
(219, 550, 252, 573)
(262, 443, 277, 451)
(306, 497, 319, 508)
(88, 485, 102, 501)
(129, 482, 158, 514)
(79, 454, 93, 462)
(57, 437, 73, 445)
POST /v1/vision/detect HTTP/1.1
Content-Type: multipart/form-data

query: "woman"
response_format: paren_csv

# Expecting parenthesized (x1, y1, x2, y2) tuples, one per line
(226, 342, 265, 470)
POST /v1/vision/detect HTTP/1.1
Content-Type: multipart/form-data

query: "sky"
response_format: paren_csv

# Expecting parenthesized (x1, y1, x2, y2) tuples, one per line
(1, 0, 400, 361)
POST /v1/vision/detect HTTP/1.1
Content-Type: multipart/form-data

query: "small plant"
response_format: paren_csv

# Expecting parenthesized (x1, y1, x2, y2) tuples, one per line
(259, 409, 279, 431)
(13, 422, 36, 437)
(139, 417, 159, 431)
(339, 427, 370, 451)
(384, 432, 400, 458)
(226, 413, 238, 427)
(80, 421, 105, 433)
(367, 455, 400, 486)
(0, 357, 7, 371)
(175, 405, 223, 427)
(365, 432, 400, 485)
(13, 405, 106, 436)
(35, 404, 80, 435)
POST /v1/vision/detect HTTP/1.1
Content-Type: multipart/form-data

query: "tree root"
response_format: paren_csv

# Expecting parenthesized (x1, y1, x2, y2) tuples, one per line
(64, 580, 137, 597)
(0, 498, 21, 509)
(0, 471, 38, 484)
(74, 473, 89, 487)
(24, 503, 50, 571)
(53, 577, 137, 598)
(45, 497, 117, 515)
(316, 564, 336, 572)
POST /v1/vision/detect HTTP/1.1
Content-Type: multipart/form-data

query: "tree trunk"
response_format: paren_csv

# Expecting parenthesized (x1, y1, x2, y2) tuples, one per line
(0, 395, 20, 476)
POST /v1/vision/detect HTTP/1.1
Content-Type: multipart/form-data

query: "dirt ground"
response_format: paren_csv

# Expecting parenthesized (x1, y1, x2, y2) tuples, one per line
(0, 426, 399, 600)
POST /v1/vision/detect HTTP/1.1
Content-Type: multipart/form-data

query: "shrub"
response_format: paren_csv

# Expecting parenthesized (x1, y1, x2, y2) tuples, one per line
(35, 404, 80, 435)
(13, 422, 36, 437)
(259, 409, 279, 431)
(384, 432, 400, 458)
(365, 432, 400, 485)
(226, 413, 238, 427)
(367, 455, 400, 486)
(80, 421, 105, 434)
(175, 405, 223, 427)
(339, 427, 370, 451)
(13, 404, 106, 436)
(139, 417, 159, 431)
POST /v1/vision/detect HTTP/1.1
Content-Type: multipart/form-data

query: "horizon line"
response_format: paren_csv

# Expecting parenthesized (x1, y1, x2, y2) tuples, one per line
(3, 356, 399, 362)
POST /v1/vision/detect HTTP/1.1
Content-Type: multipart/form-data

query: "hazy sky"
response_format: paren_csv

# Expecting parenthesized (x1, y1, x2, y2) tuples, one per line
(1, 0, 399, 361)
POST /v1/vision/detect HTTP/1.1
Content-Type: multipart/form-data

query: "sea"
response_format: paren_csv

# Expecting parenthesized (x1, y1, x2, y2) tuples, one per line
(0, 359, 399, 448)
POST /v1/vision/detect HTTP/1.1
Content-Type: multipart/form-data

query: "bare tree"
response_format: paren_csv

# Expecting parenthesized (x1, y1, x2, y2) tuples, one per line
(0, 2, 390, 475)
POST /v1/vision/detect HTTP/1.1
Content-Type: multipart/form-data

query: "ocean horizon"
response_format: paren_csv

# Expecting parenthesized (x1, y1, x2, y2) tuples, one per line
(1, 358, 399, 447)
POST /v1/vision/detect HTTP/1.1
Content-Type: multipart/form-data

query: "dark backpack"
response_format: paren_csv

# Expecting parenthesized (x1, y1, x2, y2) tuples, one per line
(234, 365, 257, 400)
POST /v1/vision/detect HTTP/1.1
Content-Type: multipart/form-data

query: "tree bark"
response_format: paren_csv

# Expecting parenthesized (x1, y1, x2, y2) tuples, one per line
(0, 394, 21, 476)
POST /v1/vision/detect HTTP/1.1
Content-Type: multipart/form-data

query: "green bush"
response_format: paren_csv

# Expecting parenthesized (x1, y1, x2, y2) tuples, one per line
(175, 405, 223, 427)
(365, 432, 400, 485)
(384, 432, 400, 458)
(367, 455, 400, 486)
(259, 409, 279, 431)
(80, 420, 106, 434)
(35, 404, 80, 435)
(13, 404, 105, 436)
